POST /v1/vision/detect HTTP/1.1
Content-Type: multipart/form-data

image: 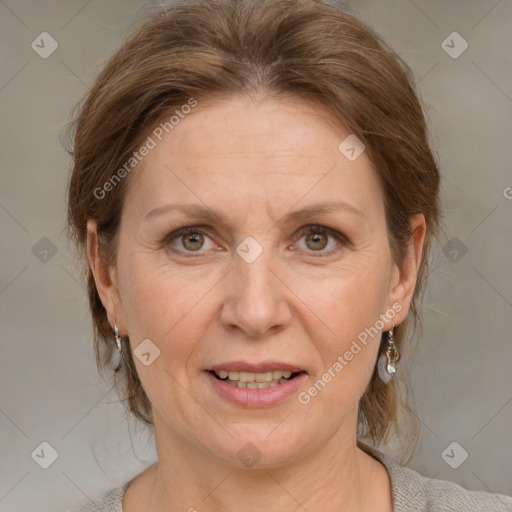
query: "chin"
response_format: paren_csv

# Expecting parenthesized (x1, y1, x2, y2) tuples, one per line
(211, 427, 312, 470)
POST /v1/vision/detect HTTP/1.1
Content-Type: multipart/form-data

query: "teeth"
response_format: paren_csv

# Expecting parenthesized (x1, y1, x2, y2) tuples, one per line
(214, 370, 297, 382)
(213, 369, 301, 388)
(255, 372, 274, 383)
(227, 379, 286, 389)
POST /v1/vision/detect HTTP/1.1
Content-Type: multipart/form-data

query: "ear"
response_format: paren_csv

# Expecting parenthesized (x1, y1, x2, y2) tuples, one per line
(86, 220, 126, 334)
(386, 213, 426, 326)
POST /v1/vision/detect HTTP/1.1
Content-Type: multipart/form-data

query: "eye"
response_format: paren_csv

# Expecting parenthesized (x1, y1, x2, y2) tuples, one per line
(165, 226, 216, 254)
(163, 224, 347, 257)
(294, 225, 346, 256)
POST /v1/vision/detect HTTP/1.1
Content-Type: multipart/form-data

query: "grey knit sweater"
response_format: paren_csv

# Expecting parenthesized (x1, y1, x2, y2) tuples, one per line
(70, 444, 512, 511)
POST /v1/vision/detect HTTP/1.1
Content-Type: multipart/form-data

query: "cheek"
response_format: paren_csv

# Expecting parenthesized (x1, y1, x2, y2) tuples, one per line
(301, 252, 391, 334)
(117, 252, 218, 358)
(294, 254, 391, 398)
(117, 260, 214, 414)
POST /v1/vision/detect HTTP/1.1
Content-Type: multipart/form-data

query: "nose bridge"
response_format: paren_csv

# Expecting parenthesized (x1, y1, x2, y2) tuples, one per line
(237, 242, 276, 298)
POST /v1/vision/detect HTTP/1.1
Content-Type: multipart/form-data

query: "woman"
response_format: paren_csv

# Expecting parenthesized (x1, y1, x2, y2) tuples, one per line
(66, 0, 512, 511)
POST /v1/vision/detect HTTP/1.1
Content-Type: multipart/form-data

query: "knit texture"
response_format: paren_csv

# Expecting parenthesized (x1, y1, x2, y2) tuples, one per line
(69, 444, 512, 511)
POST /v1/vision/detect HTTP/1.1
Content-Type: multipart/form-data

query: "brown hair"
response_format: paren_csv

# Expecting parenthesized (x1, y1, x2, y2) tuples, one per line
(65, 0, 441, 451)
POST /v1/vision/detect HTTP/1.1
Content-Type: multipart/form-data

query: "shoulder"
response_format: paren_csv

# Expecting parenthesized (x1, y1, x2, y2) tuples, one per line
(387, 459, 512, 512)
(67, 484, 127, 512)
(360, 442, 512, 512)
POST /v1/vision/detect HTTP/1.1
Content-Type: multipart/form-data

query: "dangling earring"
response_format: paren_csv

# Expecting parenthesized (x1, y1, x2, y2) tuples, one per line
(112, 320, 123, 373)
(377, 322, 400, 384)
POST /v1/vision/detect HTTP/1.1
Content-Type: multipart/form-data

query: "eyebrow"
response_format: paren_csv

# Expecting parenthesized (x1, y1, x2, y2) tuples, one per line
(144, 201, 366, 226)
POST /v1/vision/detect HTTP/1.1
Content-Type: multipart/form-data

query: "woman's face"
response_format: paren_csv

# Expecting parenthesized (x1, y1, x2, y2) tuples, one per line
(89, 94, 423, 468)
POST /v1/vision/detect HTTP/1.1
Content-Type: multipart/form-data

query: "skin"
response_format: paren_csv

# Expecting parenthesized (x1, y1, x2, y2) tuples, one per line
(87, 94, 426, 512)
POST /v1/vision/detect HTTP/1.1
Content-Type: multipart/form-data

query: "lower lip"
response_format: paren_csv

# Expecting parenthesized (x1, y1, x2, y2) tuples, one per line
(204, 371, 307, 408)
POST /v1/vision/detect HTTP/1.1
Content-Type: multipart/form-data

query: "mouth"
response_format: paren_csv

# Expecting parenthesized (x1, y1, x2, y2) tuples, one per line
(207, 369, 305, 389)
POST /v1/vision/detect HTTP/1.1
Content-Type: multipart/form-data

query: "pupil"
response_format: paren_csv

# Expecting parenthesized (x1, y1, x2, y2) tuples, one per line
(183, 232, 203, 251)
(306, 232, 327, 250)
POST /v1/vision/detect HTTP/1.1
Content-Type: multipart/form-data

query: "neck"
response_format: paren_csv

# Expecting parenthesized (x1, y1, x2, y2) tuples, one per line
(135, 413, 385, 512)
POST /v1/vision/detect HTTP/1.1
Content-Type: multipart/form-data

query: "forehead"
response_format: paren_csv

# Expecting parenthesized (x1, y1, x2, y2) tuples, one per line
(124, 94, 383, 221)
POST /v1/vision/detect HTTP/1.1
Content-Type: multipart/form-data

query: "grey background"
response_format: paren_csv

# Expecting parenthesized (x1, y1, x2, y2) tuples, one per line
(1, 0, 511, 510)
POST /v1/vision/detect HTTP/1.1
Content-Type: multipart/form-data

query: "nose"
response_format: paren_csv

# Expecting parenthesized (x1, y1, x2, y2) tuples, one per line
(219, 245, 293, 339)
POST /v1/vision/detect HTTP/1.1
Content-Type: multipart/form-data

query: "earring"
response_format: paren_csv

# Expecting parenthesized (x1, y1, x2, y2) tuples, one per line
(377, 322, 400, 384)
(113, 320, 123, 373)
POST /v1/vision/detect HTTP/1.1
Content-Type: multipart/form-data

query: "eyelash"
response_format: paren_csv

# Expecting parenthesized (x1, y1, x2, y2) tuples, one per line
(163, 224, 347, 258)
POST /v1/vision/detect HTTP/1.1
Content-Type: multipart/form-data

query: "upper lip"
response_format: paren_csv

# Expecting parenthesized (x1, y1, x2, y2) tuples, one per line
(207, 360, 306, 373)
